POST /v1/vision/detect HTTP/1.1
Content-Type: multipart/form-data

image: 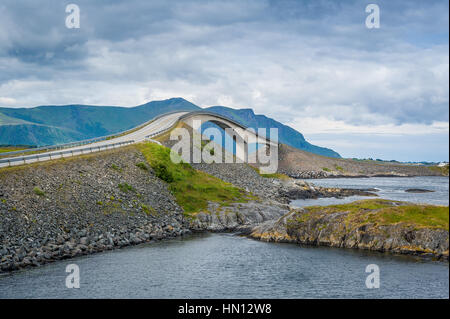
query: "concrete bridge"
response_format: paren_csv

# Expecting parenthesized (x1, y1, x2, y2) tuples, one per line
(178, 111, 277, 164)
(0, 110, 278, 168)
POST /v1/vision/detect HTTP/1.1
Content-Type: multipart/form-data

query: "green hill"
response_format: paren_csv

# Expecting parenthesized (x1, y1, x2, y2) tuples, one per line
(0, 98, 199, 146)
(0, 98, 340, 158)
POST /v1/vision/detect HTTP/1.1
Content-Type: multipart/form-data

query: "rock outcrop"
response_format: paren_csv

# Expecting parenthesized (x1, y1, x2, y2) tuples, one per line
(251, 200, 449, 261)
(188, 200, 290, 233)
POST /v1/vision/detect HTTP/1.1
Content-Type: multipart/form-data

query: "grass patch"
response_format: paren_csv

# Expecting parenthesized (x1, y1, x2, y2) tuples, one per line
(153, 162, 175, 182)
(304, 199, 449, 230)
(141, 203, 157, 216)
(249, 165, 289, 180)
(111, 164, 122, 172)
(118, 183, 136, 193)
(429, 165, 449, 176)
(0, 147, 27, 154)
(137, 142, 253, 214)
(334, 165, 344, 172)
(136, 162, 148, 171)
(33, 186, 45, 197)
(322, 167, 331, 172)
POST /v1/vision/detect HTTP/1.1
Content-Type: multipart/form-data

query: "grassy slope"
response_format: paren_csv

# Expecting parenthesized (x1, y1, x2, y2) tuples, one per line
(300, 199, 449, 230)
(0, 113, 30, 125)
(429, 165, 450, 176)
(0, 147, 27, 153)
(0, 98, 200, 146)
(137, 142, 253, 215)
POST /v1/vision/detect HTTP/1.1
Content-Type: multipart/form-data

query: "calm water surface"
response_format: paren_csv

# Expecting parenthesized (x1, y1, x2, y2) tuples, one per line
(0, 233, 448, 299)
(291, 176, 449, 207)
(1, 177, 448, 299)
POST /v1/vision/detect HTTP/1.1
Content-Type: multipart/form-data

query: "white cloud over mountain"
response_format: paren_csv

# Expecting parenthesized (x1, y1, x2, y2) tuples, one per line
(0, 0, 448, 160)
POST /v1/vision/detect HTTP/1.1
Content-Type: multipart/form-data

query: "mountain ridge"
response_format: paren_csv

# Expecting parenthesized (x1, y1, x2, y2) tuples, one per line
(0, 98, 340, 158)
(204, 106, 340, 158)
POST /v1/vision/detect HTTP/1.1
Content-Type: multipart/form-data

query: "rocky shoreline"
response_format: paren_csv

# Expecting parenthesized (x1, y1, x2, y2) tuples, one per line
(191, 163, 378, 204)
(0, 147, 190, 272)
(0, 146, 447, 273)
(285, 170, 417, 179)
(250, 200, 449, 261)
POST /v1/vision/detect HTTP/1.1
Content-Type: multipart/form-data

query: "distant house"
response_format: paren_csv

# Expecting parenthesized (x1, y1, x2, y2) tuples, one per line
(437, 162, 449, 167)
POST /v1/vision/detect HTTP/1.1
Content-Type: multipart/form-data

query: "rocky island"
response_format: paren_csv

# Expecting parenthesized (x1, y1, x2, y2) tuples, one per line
(251, 199, 449, 261)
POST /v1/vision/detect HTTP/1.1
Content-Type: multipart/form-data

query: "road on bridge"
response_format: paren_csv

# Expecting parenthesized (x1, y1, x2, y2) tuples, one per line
(0, 112, 188, 168)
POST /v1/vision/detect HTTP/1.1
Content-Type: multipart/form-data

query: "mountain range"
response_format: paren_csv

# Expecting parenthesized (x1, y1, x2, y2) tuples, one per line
(0, 98, 340, 158)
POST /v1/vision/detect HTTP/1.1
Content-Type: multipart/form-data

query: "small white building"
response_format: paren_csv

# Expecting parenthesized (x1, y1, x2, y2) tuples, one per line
(437, 162, 449, 167)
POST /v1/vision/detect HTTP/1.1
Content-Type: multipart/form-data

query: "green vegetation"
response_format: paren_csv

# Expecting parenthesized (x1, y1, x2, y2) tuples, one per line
(322, 167, 331, 172)
(0, 98, 200, 147)
(137, 142, 253, 214)
(304, 199, 449, 230)
(135, 162, 148, 171)
(153, 162, 175, 182)
(259, 172, 289, 179)
(0, 147, 27, 154)
(141, 203, 157, 216)
(111, 164, 122, 172)
(429, 165, 449, 176)
(96, 201, 103, 206)
(334, 165, 343, 172)
(249, 165, 289, 180)
(33, 186, 45, 197)
(118, 183, 136, 193)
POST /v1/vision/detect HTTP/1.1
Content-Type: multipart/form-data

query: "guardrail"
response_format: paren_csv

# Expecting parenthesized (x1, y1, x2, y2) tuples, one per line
(145, 128, 173, 139)
(178, 111, 278, 144)
(0, 110, 193, 158)
(0, 140, 134, 168)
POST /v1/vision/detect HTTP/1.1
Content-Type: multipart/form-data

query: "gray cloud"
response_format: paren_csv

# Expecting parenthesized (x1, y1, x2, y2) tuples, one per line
(0, 0, 448, 159)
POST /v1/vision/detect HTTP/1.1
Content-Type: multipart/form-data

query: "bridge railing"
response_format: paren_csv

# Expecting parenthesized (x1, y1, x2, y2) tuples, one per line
(0, 140, 134, 168)
(178, 111, 277, 144)
(0, 110, 192, 158)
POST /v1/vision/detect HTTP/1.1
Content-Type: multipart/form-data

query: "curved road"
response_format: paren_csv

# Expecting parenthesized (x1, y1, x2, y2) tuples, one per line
(0, 112, 188, 168)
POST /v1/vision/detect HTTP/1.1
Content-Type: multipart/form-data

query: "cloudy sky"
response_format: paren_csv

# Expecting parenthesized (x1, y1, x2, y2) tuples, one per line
(0, 0, 448, 161)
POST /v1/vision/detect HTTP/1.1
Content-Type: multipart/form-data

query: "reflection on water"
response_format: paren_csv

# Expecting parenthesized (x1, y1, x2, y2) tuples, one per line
(1, 177, 448, 299)
(0, 233, 448, 299)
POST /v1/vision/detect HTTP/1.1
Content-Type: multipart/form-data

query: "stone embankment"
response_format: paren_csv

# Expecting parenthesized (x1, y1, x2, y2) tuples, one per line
(285, 170, 416, 179)
(0, 147, 189, 272)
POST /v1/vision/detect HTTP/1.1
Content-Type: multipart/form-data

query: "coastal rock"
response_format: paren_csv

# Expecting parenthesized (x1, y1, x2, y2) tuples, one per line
(405, 188, 434, 193)
(250, 201, 449, 261)
(189, 200, 290, 233)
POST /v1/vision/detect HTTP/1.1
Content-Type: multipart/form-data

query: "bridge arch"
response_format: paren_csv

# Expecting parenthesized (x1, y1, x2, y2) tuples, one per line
(178, 111, 277, 164)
